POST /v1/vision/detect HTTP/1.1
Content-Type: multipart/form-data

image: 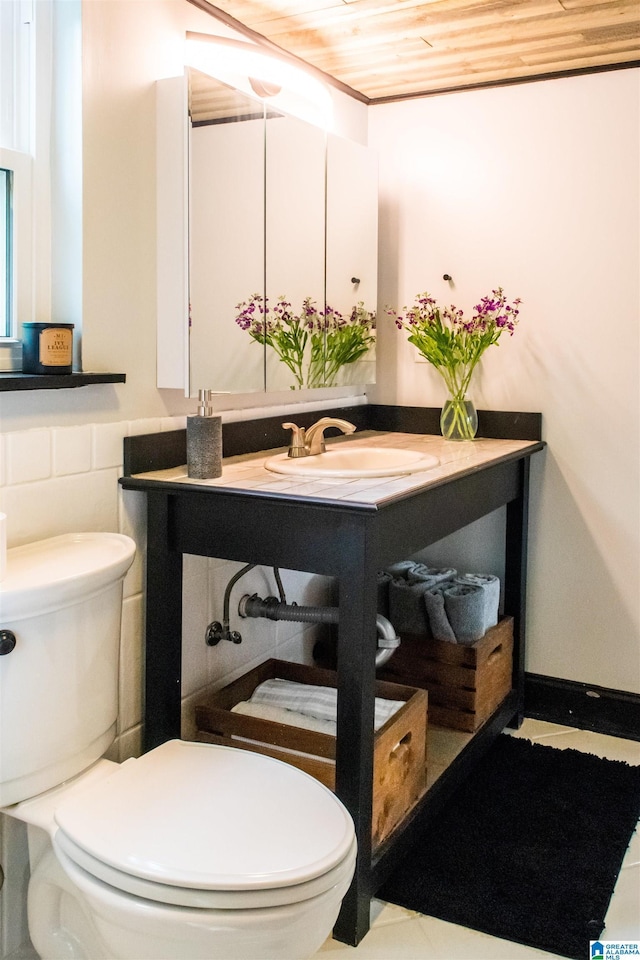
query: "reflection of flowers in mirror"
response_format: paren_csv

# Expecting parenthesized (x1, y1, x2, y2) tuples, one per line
(235, 295, 376, 389)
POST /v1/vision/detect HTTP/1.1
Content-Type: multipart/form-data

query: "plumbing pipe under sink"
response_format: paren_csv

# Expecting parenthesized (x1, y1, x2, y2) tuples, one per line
(238, 593, 400, 668)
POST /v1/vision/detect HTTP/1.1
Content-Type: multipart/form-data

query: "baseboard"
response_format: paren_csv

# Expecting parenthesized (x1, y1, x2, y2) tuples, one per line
(524, 674, 640, 742)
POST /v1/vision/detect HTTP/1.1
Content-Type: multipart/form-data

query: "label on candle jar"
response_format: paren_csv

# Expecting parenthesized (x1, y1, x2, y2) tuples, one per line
(39, 327, 73, 366)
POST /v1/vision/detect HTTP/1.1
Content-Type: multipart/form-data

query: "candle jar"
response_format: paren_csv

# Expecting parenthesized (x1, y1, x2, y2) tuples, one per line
(22, 323, 74, 375)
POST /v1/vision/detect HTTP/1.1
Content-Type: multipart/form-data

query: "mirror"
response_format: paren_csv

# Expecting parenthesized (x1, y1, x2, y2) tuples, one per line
(265, 110, 326, 392)
(179, 68, 377, 396)
(189, 73, 266, 393)
(326, 133, 378, 388)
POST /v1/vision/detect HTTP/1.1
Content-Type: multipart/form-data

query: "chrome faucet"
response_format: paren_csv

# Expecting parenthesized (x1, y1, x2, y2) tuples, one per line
(282, 417, 356, 458)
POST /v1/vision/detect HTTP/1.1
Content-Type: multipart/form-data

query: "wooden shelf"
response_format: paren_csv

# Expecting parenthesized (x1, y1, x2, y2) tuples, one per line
(0, 372, 126, 391)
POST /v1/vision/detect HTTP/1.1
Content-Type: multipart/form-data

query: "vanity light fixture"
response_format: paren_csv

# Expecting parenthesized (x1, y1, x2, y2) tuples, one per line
(248, 77, 282, 98)
(185, 32, 334, 130)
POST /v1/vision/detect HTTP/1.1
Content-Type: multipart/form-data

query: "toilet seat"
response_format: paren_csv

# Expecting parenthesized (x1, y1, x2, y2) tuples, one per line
(53, 740, 356, 910)
(54, 832, 357, 909)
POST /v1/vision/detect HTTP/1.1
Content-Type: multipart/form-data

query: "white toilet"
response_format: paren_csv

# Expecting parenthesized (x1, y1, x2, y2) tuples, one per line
(0, 533, 356, 960)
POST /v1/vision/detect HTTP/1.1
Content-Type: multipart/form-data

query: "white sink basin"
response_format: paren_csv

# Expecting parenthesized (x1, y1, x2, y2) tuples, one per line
(265, 446, 440, 479)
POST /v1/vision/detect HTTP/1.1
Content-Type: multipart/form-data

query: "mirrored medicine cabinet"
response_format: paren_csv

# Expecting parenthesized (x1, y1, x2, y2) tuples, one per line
(156, 68, 378, 397)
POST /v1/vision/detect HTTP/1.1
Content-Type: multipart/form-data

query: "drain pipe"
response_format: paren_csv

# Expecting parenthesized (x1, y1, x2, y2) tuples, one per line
(238, 594, 400, 668)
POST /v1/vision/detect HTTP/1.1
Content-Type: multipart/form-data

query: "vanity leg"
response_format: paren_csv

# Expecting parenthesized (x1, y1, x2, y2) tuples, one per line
(505, 458, 530, 729)
(332, 533, 379, 946)
(143, 491, 183, 751)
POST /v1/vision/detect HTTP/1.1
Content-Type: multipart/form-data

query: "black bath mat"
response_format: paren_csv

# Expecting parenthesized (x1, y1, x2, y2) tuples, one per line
(378, 734, 640, 959)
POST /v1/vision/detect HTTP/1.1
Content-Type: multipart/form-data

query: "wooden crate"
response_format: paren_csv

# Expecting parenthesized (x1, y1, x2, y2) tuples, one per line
(192, 659, 428, 848)
(378, 617, 514, 732)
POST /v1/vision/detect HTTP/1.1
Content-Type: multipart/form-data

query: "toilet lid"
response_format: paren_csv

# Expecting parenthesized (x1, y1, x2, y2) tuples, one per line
(54, 740, 355, 894)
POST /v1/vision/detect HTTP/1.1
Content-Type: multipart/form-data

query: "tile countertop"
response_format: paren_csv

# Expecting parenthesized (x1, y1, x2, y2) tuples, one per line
(131, 431, 542, 508)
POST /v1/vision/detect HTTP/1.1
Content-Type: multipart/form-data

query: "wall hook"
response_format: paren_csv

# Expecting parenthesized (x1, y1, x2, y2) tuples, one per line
(351, 277, 360, 285)
(443, 274, 453, 282)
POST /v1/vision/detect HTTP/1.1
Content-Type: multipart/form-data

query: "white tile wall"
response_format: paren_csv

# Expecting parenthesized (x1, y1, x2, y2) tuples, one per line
(5, 430, 52, 485)
(1, 469, 121, 547)
(91, 421, 127, 471)
(52, 425, 92, 476)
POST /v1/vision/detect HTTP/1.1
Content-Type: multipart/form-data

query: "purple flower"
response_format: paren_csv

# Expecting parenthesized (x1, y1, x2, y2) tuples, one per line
(389, 287, 522, 371)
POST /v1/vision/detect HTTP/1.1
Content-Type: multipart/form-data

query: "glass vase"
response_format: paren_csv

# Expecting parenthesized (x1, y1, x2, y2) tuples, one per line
(440, 395, 478, 441)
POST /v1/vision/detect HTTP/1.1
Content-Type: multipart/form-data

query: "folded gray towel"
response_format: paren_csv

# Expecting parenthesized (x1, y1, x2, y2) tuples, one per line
(441, 582, 486, 645)
(423, 583, 457, 643)
(385, 561, 500, 645)
(389, 576, 432, 634)
(407, 563, 457, 585)
(456, 573, 500, 633)
(424, 573, 500, 645)
(385, 560, 417, 580)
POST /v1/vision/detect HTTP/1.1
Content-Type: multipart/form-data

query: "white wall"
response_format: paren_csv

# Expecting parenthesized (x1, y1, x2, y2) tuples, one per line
(369, 69, 640, 694)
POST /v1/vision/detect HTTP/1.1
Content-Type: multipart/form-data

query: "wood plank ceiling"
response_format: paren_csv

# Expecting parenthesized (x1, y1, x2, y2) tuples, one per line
(190, 0, 640, 102)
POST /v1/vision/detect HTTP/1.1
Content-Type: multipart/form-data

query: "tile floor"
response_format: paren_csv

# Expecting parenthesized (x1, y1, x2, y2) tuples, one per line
(315, 719, 640, 960)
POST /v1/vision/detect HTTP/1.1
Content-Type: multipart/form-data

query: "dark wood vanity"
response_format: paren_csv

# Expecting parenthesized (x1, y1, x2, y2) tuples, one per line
(120, 403, 544, 946)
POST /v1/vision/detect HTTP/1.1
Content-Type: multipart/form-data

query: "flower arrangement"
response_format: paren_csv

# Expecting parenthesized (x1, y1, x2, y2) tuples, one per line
(322, 302, 377, 388)
(387, 288, 521, 439)
(235, 294, 375, 389)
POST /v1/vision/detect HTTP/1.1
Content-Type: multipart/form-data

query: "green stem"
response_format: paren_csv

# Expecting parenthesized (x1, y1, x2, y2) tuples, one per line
(442, 398, 475, 440)
(439, 364, 477, 440)
(439, 360, 476, 400)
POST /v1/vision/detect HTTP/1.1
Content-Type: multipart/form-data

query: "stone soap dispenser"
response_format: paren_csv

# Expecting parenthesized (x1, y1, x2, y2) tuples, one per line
(187, 390, 222, 479)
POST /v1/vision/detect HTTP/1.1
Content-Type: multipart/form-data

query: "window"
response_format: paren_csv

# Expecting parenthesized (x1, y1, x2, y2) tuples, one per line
(0, 147, 33, 347)
(0, 0, 34, 351)
(1, 169, 11, 336)
(1, 1, 82, 373)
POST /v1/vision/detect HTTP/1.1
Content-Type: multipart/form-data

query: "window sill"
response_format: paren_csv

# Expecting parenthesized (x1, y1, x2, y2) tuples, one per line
(0, 372, 126, 391)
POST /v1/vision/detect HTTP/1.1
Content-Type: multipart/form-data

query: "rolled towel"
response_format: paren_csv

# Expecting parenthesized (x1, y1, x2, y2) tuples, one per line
(388, 576, 432, 634)
(407, 563, 457, 585)
(456, 573, 500, 633)
(441, 582, 486, 645)
(232, 701, 337, 735)
(423, 583, 457, 643)
(249, 678, 402, 731)
(423, 580, 487, 645)
(377, 570, 393, 618)
(385, 560, 418, 580)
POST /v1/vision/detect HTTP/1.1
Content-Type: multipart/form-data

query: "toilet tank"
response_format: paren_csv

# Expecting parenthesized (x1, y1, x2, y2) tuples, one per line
(0, 533, 136, 807)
